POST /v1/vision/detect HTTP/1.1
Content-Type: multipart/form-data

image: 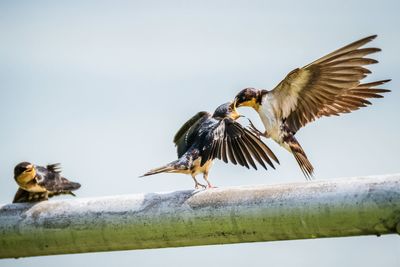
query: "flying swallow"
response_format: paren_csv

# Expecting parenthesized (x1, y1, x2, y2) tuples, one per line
(141, 102, 279, 189)
(234, 35, 390, 178)
(13, 162, 81, 203)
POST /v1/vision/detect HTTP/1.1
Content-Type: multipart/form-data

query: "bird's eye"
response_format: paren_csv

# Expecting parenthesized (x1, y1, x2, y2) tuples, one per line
(25, 169, 32, 172)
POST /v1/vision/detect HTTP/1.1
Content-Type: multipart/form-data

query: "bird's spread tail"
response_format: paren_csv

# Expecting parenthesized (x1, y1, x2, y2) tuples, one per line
(287, 137, 314, 179)
(140, 160, 181, 177)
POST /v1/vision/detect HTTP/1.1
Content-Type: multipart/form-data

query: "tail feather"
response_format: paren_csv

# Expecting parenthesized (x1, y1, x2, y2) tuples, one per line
(287, 138, 314, 179)
(140, 161, 180, 177)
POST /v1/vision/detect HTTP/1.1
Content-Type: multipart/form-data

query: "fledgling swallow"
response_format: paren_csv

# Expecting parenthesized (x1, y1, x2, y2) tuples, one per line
(13, 162, 81, 203)
(141, 102, 279, 189)
(234, 35, 390, 178)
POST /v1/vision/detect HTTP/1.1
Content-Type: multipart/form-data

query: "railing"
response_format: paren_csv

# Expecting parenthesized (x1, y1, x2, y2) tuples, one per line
(1, 174, 399, 259)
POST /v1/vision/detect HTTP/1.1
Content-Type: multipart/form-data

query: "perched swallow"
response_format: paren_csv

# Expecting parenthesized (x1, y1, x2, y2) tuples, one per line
(234, 35, 390, 178)
(141, 102, 279, 189)
(13, 162, 81, 203)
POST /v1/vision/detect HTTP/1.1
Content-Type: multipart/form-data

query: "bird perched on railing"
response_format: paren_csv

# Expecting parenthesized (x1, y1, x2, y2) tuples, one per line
(13, 162, 81, 203)
(233, 35, 390, 179)
(141, 102, 279, 189)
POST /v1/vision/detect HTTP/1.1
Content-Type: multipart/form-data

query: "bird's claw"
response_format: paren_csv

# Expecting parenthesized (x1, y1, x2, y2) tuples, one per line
(247, 119, 265, 139)
(195, 183, 207, 189)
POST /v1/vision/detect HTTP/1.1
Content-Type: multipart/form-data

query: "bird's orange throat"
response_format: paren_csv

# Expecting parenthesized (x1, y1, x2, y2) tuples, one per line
(238, 98, 261, 111)
(228, 107, 241, 120)
(16, 167, 37, 187)
(16, 167, 47, 193)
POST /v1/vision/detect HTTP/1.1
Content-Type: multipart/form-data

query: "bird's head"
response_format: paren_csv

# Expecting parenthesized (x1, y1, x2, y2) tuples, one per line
(234, 88, 262, 110)
(14, 162, 36, 184)
(212, 102, 242, 120)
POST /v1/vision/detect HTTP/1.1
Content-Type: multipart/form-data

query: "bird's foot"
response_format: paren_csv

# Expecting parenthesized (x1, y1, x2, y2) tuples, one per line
(247, 120, 267, 139)
(206, 184, 218, 189)
(195, 183, 207, 189)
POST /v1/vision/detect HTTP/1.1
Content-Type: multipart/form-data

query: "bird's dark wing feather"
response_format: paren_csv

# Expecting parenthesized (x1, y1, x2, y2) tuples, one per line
(270, 35, 390, 133)
(12, 188, 48, 203)
(173, 111, 211, 158)
(12, 188, 30, 203)
(46, 163, 62, 173)
(200, 118, 279, 170)
(39, 175, 81, 193)
(36, 165, 81, 193)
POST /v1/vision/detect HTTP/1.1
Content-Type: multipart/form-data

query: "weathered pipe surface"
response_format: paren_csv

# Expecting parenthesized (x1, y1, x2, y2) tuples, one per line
(1, 174, 399, 258)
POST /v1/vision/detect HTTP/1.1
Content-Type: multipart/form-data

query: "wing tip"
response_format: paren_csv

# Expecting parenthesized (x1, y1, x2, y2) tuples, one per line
(73, 182, 81, 190)
(381, 78, 392, 84)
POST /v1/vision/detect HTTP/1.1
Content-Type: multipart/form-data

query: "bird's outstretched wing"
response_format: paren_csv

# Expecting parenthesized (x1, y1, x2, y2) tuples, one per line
(200, 118, 279, 170)
(173, 111, 211, 157)
(269, 35, 390, 133)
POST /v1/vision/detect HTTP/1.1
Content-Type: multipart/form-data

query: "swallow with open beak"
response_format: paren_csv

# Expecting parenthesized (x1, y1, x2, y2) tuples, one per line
(13, 162, 81, 203)
(141, 102, 279, 189)
(234, 35, 390, 178)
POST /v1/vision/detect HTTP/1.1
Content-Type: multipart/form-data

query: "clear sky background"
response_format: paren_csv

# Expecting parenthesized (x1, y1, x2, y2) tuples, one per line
(0, 0, 399, 266)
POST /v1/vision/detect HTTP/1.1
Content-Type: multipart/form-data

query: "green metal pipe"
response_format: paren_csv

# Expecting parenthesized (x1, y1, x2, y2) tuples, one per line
(1, 174, 399, 258)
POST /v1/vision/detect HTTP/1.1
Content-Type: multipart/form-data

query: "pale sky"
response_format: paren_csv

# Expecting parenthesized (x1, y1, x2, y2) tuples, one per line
(0, 1, 399, 266)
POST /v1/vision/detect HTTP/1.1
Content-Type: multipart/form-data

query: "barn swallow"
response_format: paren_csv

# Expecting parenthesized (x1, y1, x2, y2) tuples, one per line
(141, 102, 279, 189)
(13, 162, 81, 203)
(234, 35, 390, 178)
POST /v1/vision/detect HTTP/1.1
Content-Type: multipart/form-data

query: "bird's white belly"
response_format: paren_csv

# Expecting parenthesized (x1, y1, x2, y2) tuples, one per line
(258, 99, 282, 142)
